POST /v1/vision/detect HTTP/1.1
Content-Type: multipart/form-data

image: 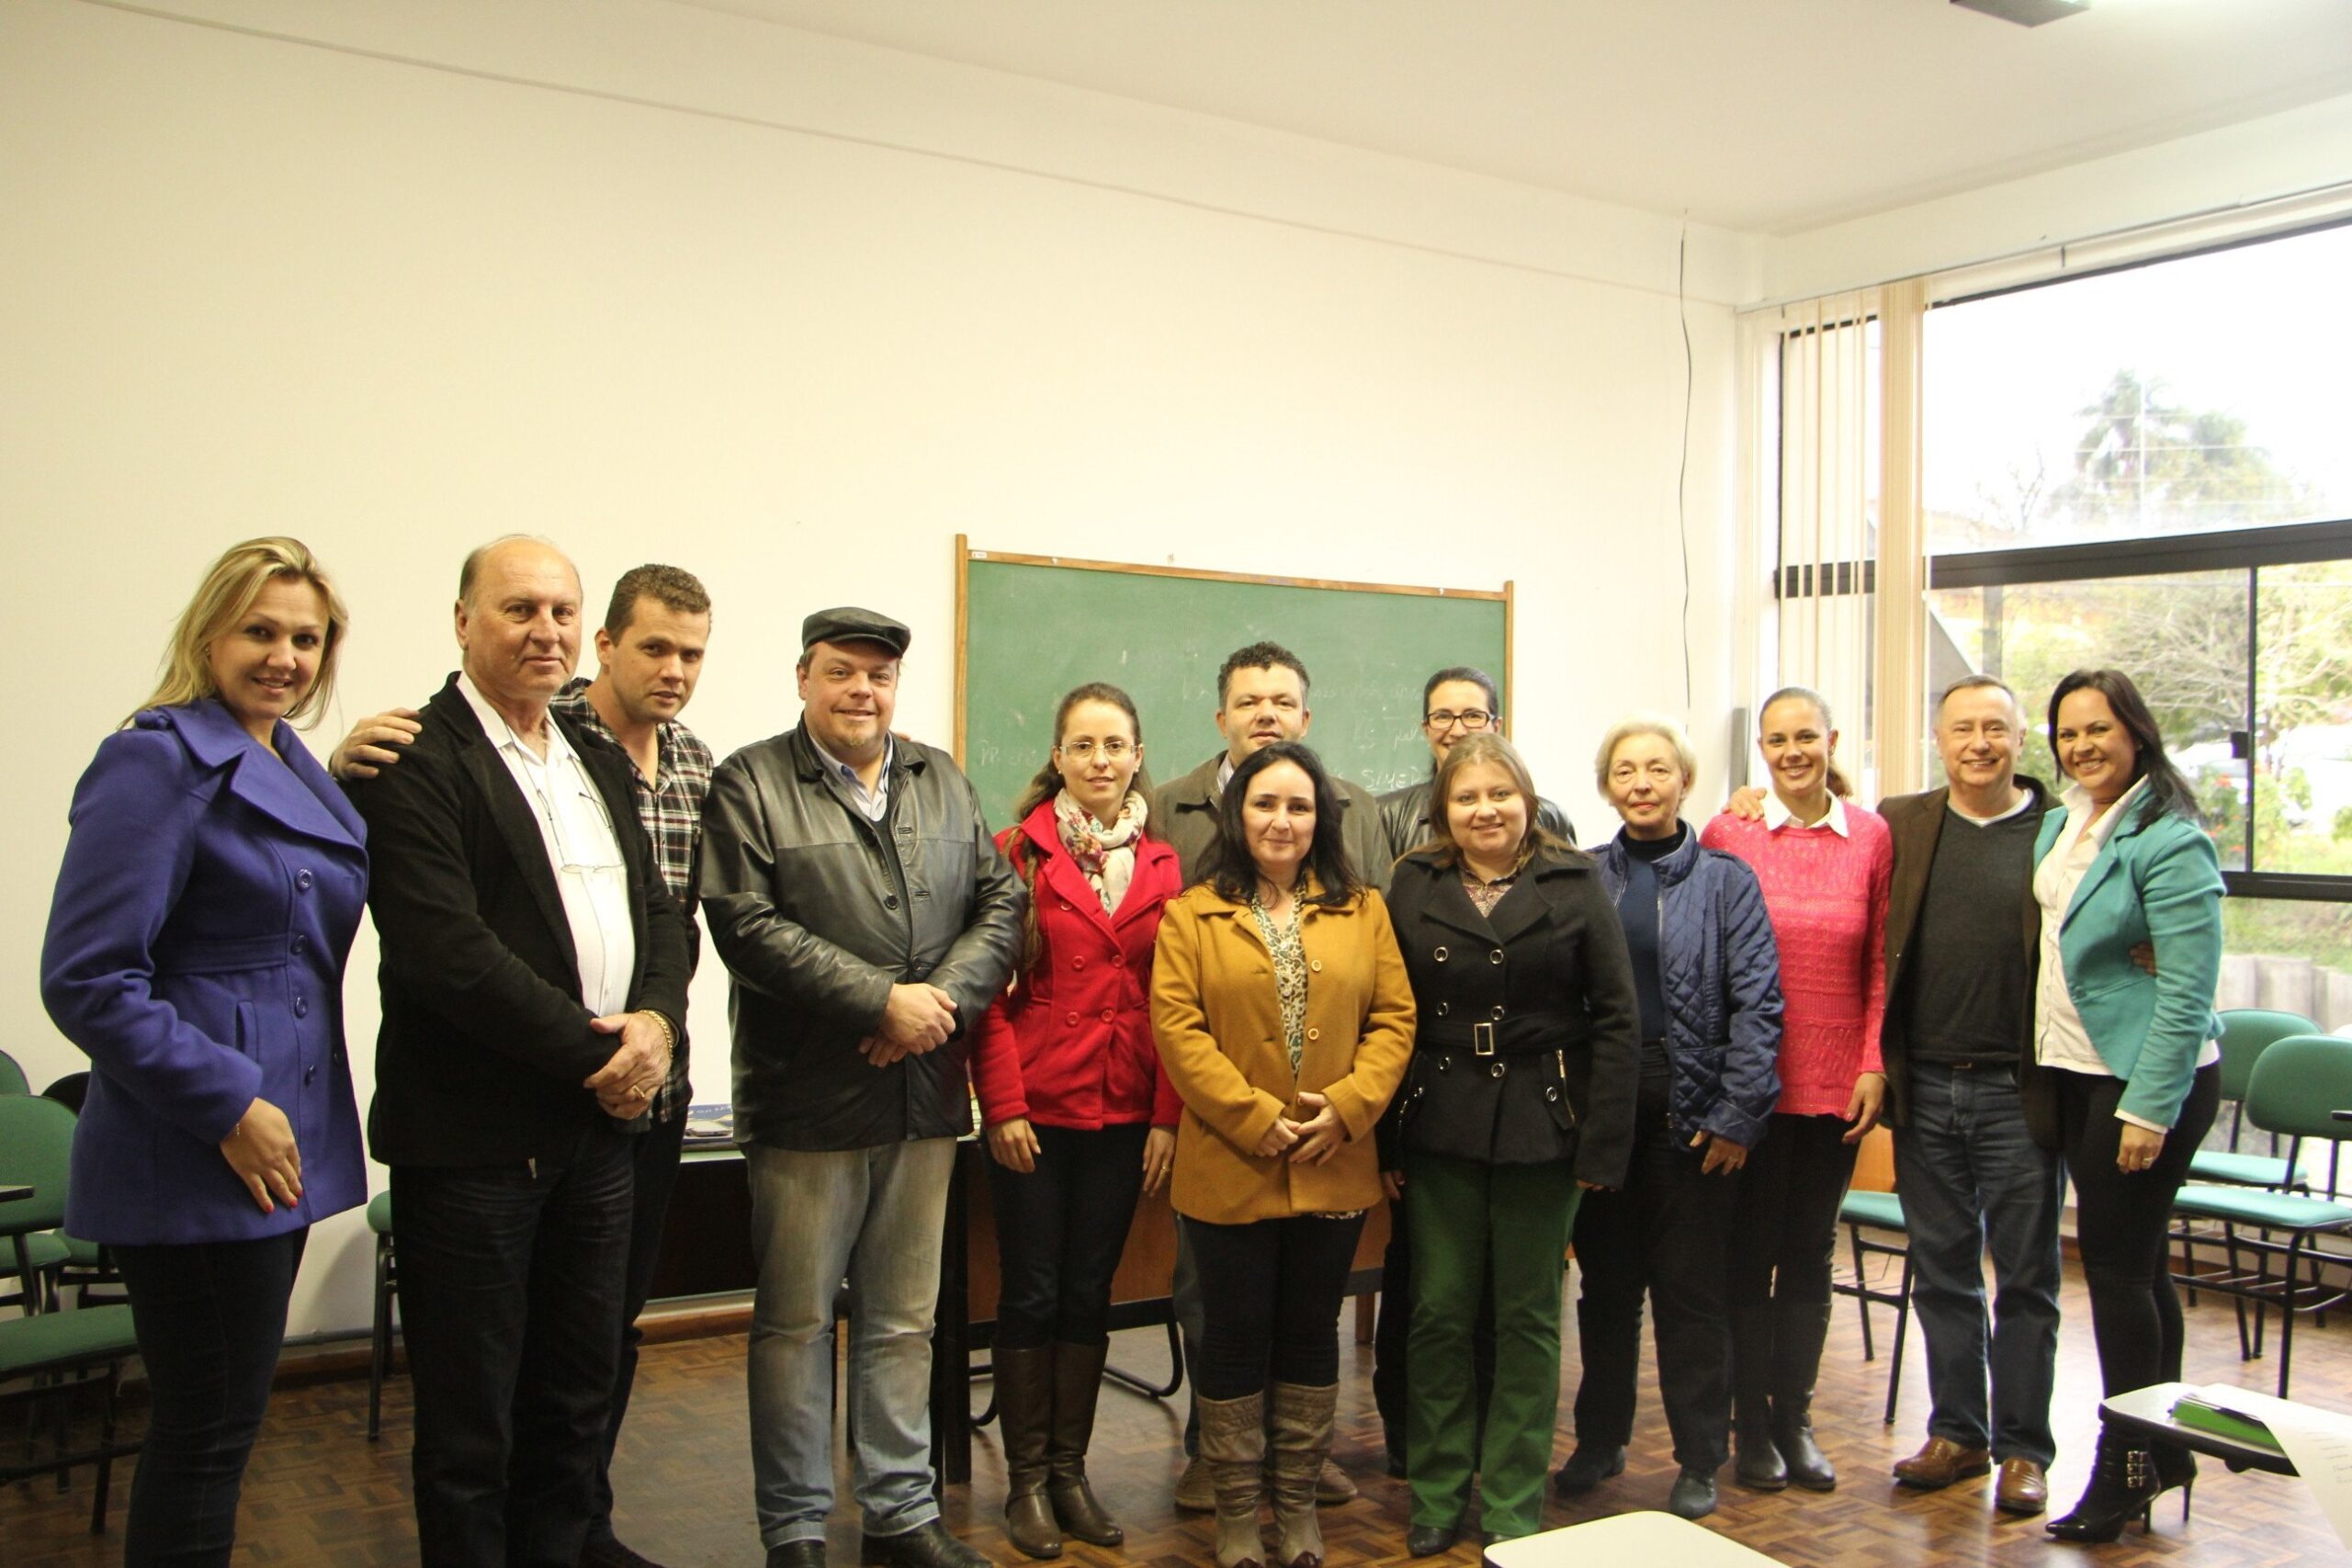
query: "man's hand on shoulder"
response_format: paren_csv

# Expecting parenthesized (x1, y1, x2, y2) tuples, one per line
(330, 707, 424, 781)
(861, 983, 957, 1067)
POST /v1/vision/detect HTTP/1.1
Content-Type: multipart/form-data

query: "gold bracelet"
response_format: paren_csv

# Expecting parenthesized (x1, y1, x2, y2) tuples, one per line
(639, 1010, 677, 1056)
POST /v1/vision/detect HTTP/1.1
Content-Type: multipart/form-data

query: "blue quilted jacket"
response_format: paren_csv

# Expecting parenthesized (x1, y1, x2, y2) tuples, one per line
(1592, 824, 1784, 1150)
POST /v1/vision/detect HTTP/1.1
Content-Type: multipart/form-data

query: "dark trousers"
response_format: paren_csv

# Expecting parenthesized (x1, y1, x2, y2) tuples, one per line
(1571, 1087, 1738, 1472)
(1186, 1212, 1367, 1400)
(1894, 1063, 2064, 1464)
(988, 1122, 1148, 1349)
(112, 1229, 307, 1567)
(392, 1121, 634, 1568)
(1727, 1112, 1856, 1424)
(1373, 1201, 1496, 1466)
(586, 1107, 688, 1546)
(2055, 1064, 2221, 1397)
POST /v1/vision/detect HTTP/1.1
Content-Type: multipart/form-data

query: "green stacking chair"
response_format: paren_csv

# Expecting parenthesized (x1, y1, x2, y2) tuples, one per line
(0, 1047, 29, 1096)
(0, 1094, 143, 1533)
(2169, 1034, 2352, 1397)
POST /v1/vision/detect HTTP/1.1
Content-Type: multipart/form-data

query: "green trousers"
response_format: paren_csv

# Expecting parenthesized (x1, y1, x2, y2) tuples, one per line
(1403, 1152, 1581, 1538)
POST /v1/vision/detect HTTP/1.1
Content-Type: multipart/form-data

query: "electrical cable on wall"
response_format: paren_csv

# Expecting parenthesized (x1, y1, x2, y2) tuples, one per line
(1677, 218, 1694, 709)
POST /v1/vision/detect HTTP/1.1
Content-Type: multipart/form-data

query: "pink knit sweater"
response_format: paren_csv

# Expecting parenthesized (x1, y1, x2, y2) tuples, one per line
(1701, 806, 1892, 1118)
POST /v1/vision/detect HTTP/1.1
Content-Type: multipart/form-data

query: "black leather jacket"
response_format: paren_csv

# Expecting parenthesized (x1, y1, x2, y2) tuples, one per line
(1377, 844, 1640, 1180)
(699, 726, 1024, 1150)
(1377, 779, 1575, 862)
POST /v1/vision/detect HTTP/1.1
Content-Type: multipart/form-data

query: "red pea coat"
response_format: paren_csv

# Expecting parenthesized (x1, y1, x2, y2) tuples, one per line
(970, 800, 1184, 1130)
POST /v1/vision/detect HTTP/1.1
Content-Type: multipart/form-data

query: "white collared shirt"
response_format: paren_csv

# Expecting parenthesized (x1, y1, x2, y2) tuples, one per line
(808, 731, 894, 823)
(1763, 789, 1850, 837)
(1216, 752, 1237, 795)
(2031, 775, 2219, 1127)
(458, 674, 636, 1017)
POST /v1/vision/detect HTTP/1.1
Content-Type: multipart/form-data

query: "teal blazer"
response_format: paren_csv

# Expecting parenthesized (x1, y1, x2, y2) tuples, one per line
(2034, 795, 2224, 1128)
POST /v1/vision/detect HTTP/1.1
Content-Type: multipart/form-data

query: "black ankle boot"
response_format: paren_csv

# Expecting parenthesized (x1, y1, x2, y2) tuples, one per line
(1733, 1421, 1787, 1492)
(2046, 1437, 2160, 1544)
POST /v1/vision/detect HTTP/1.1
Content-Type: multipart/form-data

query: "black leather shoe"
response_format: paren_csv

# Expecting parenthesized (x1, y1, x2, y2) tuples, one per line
(1404, 1522, 1459, 1557)
(581, 1540, 667, 1568)
(859, 1521, 989, 1568)
(1667, 1468, 1718, 1520)
(1552, 1444, 1627, 1497)
(767, 1544, 826, 1568)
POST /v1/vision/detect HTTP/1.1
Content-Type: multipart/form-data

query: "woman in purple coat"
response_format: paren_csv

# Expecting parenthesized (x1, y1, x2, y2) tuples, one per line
(41, 537, 368, 1566)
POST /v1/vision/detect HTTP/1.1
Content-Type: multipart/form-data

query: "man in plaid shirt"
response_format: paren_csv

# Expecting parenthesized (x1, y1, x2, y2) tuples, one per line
(334, 563, 714, 1568)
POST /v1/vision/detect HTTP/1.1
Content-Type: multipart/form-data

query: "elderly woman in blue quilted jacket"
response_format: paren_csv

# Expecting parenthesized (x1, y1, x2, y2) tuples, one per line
(1553, 714, 1783, 1523)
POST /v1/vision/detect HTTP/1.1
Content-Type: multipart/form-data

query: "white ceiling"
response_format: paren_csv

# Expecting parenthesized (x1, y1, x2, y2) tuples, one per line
(666, 0, 2352, 234)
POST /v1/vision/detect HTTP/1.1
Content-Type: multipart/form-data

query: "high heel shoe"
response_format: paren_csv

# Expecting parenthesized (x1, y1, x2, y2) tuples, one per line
(2152, 1443, 2197, 1524)
(2045, 1436, 2160, 1544)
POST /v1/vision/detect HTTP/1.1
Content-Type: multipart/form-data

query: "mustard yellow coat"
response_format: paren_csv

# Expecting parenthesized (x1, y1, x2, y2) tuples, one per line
(1151, 882, 1416, 1225)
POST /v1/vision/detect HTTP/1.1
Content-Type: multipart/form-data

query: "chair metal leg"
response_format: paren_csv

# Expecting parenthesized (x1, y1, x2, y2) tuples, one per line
(90, 1360, 120, 1534)
(368, 1234, 391, 1440)
(1849, 1224, 1876, 1361)
(1884, 1251, 1915, 1427)
(1103, 1318, 1185, 1399)
(2277, 1235, 2305, 1399)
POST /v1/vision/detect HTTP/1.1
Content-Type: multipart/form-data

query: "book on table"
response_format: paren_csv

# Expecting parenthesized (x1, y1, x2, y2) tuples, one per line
(2170, 1391, 2284, 1451)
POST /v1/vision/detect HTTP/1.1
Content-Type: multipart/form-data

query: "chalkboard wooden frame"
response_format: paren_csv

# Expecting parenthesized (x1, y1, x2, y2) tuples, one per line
(953, 536, 1513, 816)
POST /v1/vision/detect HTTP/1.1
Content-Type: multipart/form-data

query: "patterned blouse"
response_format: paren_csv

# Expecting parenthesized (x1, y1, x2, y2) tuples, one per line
(1248, 896, 1310, 1075)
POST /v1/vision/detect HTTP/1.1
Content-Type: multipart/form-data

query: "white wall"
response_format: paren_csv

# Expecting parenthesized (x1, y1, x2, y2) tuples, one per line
(1, 0, 1744, 1337)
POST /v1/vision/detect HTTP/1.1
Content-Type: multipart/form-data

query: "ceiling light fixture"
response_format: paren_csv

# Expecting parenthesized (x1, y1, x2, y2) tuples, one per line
(1951, 0, 2088, 26)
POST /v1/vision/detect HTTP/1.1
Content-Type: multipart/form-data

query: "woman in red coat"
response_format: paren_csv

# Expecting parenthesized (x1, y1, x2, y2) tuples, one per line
(972, 682, 1184, 1559)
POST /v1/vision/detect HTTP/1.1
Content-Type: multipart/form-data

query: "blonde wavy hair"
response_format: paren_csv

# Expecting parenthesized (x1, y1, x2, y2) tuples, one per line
(133, 536, 348, 728)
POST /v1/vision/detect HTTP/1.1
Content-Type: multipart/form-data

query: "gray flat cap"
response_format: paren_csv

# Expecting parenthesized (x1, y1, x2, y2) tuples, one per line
(801, 606, 910, 658)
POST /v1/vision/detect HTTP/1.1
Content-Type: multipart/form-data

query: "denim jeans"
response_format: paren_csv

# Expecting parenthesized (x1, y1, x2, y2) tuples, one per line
(587, 1105, 690, 1546)
(391, 1121, 635, 1568)
(987, 1122, 1147, 1349)
(1892, 1064, 2064, 1464)
(745, 1137, 956, 1548)
(112, 1229, 307, 1566)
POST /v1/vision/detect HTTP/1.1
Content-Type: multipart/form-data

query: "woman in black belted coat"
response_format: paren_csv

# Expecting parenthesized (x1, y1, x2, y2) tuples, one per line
(1377, 734, 1641, 1553)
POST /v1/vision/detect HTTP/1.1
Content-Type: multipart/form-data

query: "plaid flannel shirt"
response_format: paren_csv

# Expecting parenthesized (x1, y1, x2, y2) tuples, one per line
(552, 679, 713, 1124)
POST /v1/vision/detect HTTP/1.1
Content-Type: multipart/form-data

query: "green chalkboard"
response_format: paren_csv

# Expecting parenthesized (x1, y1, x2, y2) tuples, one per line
(956, 544, 1511, 832)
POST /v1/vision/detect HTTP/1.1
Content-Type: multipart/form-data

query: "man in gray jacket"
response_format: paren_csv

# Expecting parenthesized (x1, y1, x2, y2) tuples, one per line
(700, 608, 1024, 1568)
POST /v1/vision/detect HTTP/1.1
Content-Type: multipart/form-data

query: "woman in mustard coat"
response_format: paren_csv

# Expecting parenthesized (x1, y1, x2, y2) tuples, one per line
(1153, 739, 1415, 1568)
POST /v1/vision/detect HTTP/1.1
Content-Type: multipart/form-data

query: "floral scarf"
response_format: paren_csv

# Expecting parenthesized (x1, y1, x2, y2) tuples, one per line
(1055, 788, 1148, 915)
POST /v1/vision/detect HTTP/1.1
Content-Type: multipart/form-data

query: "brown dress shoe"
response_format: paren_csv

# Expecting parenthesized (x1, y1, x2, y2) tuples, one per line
(1994, 1458, 2049, 1517)
(1893, 1437, 1993, 1491)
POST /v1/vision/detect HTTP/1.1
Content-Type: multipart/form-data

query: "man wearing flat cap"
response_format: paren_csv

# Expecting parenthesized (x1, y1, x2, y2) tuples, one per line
(701, 607, 1024, 1568)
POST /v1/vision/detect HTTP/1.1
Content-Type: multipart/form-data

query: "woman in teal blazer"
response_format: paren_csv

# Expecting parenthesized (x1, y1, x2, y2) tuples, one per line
(2030, 669, 2223, 1543)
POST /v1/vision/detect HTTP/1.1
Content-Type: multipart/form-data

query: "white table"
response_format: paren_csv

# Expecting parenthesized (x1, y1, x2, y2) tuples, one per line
(1483, 1511, 1790, 1567)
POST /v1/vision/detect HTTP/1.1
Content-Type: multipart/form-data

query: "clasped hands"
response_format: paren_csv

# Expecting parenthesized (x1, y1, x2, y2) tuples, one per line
(1252, 1089, 1345, 1166)
(584, 1010, 673, 1118)
(860, 983, 960, 1068)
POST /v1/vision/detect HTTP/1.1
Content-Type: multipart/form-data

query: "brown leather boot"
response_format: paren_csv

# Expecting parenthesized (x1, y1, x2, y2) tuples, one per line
(1046, 1342, 1124, 1546)
(1199, 1392, 1268, 1568)
(994, 1346, 1060, 1560)
(1267, 1382, 1338, 1568)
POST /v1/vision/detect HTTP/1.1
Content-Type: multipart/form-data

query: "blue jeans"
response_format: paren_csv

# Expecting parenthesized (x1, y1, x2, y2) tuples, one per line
(113, 1230, 307, 1566)
(745, 1137, 956, 1548)
(391, 1122, 635, 1567)
(1892, 1064, 2064, 1465)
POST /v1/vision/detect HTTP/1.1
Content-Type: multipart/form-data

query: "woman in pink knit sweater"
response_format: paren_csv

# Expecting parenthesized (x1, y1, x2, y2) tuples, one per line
(1701, 686, 1891, 1495)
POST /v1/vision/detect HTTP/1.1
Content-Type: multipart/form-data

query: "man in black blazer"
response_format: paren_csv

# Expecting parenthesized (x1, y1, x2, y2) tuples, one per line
(353, 536, 691, 1568)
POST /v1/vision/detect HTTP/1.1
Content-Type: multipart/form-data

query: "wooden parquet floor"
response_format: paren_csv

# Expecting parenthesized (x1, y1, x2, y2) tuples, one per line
(6, 1258, 2348, 1565)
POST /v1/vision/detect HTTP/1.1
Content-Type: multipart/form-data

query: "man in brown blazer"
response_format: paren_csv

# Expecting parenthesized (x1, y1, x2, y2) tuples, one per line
(1877, 676, 2065, 1517)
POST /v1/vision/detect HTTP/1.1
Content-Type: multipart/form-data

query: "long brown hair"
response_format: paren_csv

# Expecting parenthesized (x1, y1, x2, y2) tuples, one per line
(1006, 682, 1153, 975)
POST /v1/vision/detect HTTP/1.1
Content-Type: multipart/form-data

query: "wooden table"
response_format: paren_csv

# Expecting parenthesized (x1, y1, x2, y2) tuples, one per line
(650, 1137, 1389, 1486)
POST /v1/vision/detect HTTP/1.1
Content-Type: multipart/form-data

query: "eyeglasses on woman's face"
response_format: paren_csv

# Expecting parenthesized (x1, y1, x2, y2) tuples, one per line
(1055, 739, 1134, 761)
(1424, 708, 1494, 734)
